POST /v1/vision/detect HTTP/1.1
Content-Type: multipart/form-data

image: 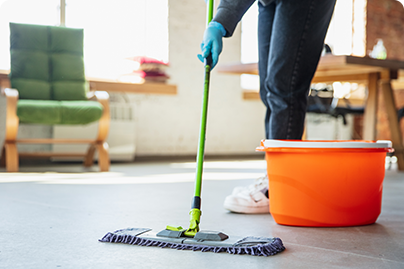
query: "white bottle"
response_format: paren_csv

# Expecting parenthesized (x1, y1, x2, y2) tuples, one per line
(370, 39, 387, 59)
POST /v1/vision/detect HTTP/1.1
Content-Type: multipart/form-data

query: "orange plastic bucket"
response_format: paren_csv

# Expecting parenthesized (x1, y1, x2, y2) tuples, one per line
(256, 140, 393, 227)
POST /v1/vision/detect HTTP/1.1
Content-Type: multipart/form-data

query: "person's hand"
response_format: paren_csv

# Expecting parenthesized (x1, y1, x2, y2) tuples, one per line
(198, 21, 226, 69)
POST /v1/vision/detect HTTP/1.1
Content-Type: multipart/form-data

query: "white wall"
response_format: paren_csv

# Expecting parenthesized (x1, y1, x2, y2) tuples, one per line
(130, 0, 265, 156)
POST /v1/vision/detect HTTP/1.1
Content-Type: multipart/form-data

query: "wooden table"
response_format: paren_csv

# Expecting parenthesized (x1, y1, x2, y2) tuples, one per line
(217, 55, 404, 170)
(0, 70, 177, 95)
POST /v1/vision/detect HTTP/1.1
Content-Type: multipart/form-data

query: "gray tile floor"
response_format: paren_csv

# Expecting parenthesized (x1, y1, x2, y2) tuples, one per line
(0, 158, 403, 269)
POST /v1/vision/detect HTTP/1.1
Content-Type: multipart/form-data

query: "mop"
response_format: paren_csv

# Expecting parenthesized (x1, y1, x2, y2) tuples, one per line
(99, 0, 285, 256)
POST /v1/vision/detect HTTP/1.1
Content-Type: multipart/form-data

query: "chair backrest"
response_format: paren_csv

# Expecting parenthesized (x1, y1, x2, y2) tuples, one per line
(9, 23, 87, 101)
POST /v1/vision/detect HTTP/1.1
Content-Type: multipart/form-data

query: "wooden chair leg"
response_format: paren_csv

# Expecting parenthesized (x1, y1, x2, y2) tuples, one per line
(96, 142, 110, 172)
(5, 142, 19, 172)
(84, 144, 96, 167)
(0, 145, 6, 167)
(2, 88, 19, 172)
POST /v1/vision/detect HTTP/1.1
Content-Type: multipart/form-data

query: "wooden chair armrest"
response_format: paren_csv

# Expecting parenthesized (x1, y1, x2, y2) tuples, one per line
(2, 88, 19, 141)
(2, 87, 19, 98)
(93, 91, 109, 101)
(86, 90, 96, 100)
(91, 91, 110, 142)
(87, 90, 109, 101)
(86, 91, 96, 100)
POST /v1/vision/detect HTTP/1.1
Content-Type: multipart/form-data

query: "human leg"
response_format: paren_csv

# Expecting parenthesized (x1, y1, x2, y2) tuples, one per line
(257, 1, 276, 139)
(261, 0, 336, 139)
(224, 0, 336, 214)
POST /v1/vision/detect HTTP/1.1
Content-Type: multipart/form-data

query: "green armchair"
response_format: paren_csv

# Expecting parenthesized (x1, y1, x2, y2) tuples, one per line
(1, 23, 110, 172)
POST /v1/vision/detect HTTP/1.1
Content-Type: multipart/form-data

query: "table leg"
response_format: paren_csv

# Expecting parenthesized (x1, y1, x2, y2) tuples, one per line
(363, 73, 379, 140)
(381, 81, 404, 170)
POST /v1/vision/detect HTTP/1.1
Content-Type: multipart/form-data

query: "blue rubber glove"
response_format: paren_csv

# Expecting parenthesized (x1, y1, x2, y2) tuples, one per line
(198, 21, 226, 69)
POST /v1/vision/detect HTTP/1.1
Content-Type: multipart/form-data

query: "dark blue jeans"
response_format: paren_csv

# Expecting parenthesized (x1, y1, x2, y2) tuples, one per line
(258, 0, 336, 139)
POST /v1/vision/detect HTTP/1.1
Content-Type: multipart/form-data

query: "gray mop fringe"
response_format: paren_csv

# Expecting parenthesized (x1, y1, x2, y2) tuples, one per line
(99, 231, 285, 256)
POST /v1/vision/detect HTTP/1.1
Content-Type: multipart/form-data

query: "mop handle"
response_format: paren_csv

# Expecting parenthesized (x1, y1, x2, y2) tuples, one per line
(193, 0, 214, 207)
(206, 0, 214, 27)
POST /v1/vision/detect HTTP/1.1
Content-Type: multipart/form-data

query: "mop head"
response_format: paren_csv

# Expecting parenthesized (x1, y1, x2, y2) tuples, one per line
(99, 228, 285, 256)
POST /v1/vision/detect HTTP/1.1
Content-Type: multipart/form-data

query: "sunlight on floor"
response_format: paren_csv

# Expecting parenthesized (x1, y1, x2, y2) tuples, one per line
(0, 172, 264, 185)
(0, 160, 266, 185)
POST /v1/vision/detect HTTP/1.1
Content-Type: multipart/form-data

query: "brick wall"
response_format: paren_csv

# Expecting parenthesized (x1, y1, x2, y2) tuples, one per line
(365, 0, 404, 140)
(366, 0, 404, 61)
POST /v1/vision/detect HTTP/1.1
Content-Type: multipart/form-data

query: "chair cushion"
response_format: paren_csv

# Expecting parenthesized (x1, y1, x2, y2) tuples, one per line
(17, 100, 103, 125)
(10, 23, 103, 126)
(9, 23, 48, 51)
(9, 23, 87, 101)
(53, 81, 87, 101)
(17, 100, 61, 124)
(50, 26, 83, 54)
(10, 50, 50, 100)
(10, 78, 51, 100)
(10, 50, 50, 81)
(51, 53, 85, 82)
(59, 101, 103, 124)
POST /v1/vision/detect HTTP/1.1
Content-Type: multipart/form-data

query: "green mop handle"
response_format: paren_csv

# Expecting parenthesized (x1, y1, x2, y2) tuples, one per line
(191, 0, 214, 210)
(184, 0, 214, 237)
(206, 0, 214, 27)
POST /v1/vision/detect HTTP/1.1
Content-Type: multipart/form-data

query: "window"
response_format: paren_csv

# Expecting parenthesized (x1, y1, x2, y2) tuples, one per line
(0, 0, 168, 79)
(240, 2, 259, 91)
(0, 0, 60, 70)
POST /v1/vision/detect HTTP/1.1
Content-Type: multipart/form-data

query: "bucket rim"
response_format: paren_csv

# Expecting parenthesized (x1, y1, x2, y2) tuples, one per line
(257, 139, 394, 152)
